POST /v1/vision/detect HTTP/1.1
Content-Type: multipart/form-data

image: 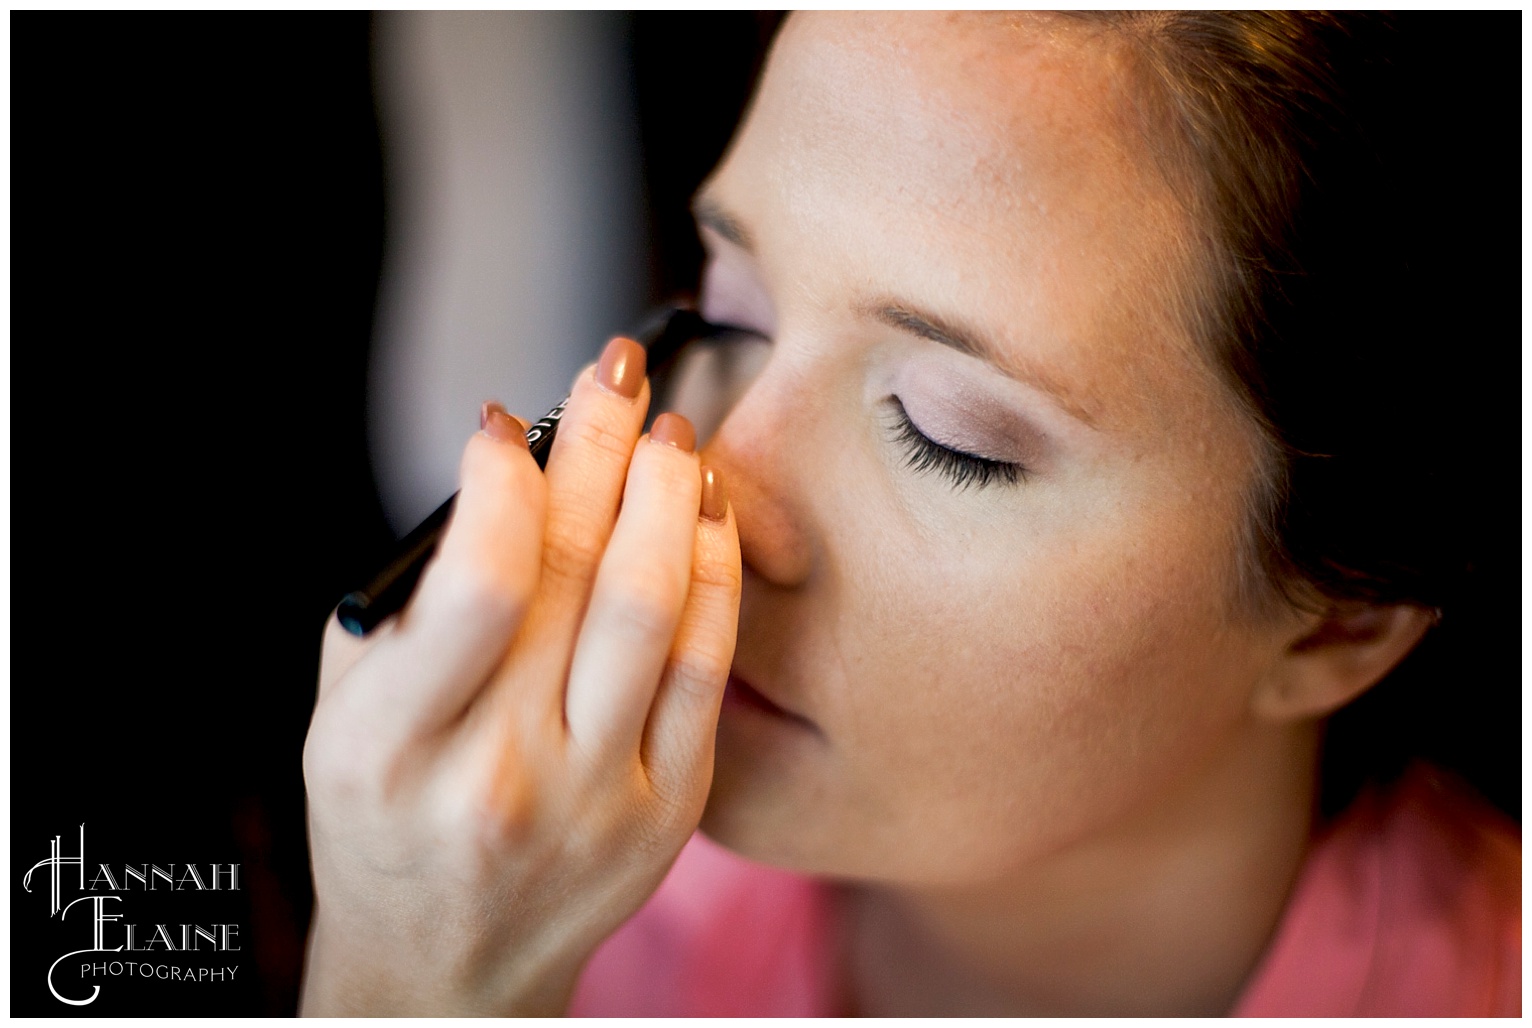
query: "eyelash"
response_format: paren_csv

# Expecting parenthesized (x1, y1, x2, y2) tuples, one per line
(886, 398, 1026, 491)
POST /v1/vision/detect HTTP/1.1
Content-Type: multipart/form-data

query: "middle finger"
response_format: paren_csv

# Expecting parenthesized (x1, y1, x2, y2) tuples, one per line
(510, 336, 651, 708)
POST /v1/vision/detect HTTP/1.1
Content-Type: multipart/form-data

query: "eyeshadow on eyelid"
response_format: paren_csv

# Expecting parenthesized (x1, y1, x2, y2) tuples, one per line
(700, 255, 776, 335)
(895, 344, 1063, 446)
(897, 378, 1051, 466)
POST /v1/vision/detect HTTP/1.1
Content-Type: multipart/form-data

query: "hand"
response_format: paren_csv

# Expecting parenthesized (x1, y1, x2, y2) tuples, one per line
(299, 337, 740, 1016)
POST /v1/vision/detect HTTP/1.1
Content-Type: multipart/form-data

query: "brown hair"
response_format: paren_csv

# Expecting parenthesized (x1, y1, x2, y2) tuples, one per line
(1072, 12, 1452, 614)
(1069, 12, 1516, 811)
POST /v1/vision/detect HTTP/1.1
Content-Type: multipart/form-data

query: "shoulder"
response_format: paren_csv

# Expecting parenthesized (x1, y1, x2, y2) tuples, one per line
(1235, 764, 1521, 1017)
(569, 832, 838, 1016)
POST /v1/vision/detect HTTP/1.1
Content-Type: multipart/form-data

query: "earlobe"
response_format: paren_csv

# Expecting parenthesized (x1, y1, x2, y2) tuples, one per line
(1250, 602, 1436, 722)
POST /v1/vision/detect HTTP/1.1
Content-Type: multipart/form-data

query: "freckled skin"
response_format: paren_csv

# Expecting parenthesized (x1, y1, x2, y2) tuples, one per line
(300, 15, 1439, 1017)
(674, 13, 1433, 1016)
(696, 12, 1293, 886)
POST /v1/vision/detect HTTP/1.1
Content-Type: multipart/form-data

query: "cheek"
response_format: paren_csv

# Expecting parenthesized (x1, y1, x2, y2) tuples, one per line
(826, 491, 1269, 878)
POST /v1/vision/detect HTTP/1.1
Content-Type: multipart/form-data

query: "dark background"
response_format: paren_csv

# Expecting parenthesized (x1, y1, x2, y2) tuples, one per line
(9, 13, 1518, 1016)
(10, 13, 775, 1015)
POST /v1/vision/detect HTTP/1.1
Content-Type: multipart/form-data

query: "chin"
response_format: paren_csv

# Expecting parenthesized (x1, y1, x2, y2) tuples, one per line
(699, 717, 835, 873)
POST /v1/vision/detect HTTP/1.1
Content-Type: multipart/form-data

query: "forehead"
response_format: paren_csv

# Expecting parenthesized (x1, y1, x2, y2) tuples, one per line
(712, 12, 1223, 434)
(766, 14, 1142, 204)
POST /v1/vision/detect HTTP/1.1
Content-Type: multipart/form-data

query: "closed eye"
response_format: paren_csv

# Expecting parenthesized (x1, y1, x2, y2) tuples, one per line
(885, 398, 1026, 490)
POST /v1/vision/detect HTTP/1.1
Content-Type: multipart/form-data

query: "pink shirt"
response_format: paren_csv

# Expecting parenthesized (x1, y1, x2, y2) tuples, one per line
(572, 765, 1520, 1016)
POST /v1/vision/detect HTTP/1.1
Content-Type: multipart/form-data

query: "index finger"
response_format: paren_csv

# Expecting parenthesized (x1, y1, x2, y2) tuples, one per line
(316, 422, 547, 743)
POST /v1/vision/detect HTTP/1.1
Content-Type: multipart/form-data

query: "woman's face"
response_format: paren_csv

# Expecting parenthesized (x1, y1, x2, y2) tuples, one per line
(691, 12, 1298, 884)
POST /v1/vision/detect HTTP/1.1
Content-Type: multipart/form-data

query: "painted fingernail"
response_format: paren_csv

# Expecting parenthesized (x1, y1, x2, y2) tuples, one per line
(596, 336, 646, 399)
(650, 412, 696, 453)
(480, 401, 529, 447)
(700, 466, 728, 522)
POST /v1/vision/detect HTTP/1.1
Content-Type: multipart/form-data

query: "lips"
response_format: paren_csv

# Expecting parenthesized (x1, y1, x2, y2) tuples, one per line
(723, 673, 816, 731)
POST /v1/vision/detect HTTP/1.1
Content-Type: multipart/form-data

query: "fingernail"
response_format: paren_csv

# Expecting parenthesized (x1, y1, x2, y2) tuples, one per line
(650, 412, 696, 453)
(596, 336, 646, 399)
(480, 401, 529, 448)
(700, 466, 728, 522)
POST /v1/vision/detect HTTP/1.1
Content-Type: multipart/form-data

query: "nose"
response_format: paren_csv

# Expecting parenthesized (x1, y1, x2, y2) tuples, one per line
(687, 342, 817, 590)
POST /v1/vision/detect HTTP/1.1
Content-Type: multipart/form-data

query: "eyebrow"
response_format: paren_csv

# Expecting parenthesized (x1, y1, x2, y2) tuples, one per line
(858, 301, 1099, 428)
(692, 195, 756, 252)
(690, 196, 1097, 428)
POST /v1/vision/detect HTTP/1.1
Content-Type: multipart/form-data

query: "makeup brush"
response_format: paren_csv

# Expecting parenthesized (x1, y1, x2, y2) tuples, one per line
(336, 306, 717, 637)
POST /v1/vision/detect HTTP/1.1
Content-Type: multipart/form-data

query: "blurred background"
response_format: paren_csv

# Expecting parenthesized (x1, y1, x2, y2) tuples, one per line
(9, 12, 1519, 1017)
(11, 13, 777, 1014)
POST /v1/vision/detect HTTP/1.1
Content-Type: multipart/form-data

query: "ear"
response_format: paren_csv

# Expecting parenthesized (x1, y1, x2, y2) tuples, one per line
(1250, 603, 1436, 722)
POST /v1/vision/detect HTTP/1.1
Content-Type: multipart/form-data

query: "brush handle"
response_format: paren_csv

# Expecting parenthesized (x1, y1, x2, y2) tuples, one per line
(335, 307, 712, 637)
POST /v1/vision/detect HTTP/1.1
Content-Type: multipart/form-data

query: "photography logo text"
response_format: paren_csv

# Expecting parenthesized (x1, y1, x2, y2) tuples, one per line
(22, 825, 243, 1007)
